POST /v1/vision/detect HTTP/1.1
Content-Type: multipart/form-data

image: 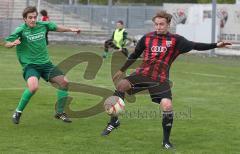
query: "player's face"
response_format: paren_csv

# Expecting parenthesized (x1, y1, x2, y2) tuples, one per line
(153, 17, 169, 34)
(24, 12, 37, 28)
(116, 23, 123, 29)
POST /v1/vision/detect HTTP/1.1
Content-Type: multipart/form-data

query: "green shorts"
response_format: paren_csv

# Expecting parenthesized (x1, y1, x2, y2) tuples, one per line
(23, 62, 64, 82)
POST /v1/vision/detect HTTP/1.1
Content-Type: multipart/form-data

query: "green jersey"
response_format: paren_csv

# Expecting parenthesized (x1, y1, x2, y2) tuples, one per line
(5, 21, 57, 67)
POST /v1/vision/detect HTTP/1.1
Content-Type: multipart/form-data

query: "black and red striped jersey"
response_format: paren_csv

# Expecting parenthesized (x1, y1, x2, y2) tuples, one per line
(120, 31, 217, 83)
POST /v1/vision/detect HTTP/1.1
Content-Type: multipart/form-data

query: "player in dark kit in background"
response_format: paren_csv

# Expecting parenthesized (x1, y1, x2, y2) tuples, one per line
(101, 11, 231, 149)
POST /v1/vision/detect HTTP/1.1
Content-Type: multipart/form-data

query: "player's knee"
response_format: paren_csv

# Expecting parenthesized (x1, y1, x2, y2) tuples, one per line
(59, 79, 69, 89)
(29, 85, 38, 93)
(27, 77, 39, 93)
(104, 40, 110, 46)
(116, 79, 131, 92)
(116, 83, 125, 92)
(161, 98, 172, 111)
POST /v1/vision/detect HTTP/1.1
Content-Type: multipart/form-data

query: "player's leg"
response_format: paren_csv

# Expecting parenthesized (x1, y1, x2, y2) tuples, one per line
(113, 79, 132, 99)
(16, 77, 39, 111)
(102, 73, 151, 136)
(111, 44, 128, 57)
(149, 81, 174, 149)
(121, 48, 129, 57)
(101, 79, 132, 136)
(49, 75, 71, 123)
(13, 66, 40, 124)
(42, 62, 71, 123)
(103, 39, 113, 58)
(160, 98, 174, 149)
(112, 46, 128, 57)
(111, 78, 131, 120)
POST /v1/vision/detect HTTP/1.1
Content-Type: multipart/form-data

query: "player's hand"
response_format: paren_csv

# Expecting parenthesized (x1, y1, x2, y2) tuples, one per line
(113, 70, 124, 81)
(217, 41, 232, 48)
(9, 39, 21, 47)
(70, 28, 81, 34)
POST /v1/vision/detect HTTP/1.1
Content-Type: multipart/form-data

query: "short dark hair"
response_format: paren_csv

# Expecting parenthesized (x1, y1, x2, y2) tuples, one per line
(117, 20, 124, 25)
(40, 9, 48, 16)
(22, 6, 38, 18)
(152, 11, 172, 24)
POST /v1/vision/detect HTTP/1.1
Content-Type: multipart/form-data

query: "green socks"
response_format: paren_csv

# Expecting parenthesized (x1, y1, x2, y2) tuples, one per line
(16, 89, 34, 112)
(16, 88, 68, 113)
(103, 51, 108, 58)
(57, 89, 68, 113)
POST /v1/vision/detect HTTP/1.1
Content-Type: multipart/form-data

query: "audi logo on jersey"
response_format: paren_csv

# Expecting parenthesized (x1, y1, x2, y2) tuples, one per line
(151, 46, 167, 53)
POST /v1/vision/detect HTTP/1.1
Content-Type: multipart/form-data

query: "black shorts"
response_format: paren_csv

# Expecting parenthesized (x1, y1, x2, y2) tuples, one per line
(125, 73, 172, 104)
(105, 39, 119, 50)
(105, 39, 127, 51)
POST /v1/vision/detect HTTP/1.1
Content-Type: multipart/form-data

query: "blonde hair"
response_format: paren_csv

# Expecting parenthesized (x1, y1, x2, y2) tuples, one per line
(152, 10, 172, 24)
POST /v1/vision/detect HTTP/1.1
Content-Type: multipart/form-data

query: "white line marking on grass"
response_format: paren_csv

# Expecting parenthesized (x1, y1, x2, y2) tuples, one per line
(0, 87, 52, 91)
(0, 87, 24, 91)
(175, 71, 239, 80)
(180, 71, 227, 78)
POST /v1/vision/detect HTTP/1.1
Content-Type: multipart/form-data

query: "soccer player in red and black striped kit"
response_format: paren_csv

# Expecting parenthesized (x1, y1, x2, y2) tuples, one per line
(101, 11, 231, 149)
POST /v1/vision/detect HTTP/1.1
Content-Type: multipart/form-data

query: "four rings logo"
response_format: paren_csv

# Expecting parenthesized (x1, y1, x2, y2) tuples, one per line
(151, 46, 167, 53)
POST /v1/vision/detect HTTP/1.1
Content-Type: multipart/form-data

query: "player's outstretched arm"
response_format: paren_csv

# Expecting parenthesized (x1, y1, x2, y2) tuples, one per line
(56, 25, 81, 34)
(113, 70, 124, 81)
(177, 35, 232, 53)
(113, 47, 142, 81)
(4, 39, 21, 48)
(193, 41, 232, 51)
(216, 41, 232, 48)
(113, 36, 146, 81)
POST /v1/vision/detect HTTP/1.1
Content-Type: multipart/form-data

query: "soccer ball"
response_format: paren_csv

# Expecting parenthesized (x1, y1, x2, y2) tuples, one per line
(104, 96, 125, 116)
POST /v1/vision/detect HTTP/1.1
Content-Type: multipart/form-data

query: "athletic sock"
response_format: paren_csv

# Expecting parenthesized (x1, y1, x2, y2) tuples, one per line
(113, 90, 125, 100)
(162, 111, 174, 143)
(16, 88, 34, 112)
(57, 89, 68, 113)
(110, 116, 118, 124)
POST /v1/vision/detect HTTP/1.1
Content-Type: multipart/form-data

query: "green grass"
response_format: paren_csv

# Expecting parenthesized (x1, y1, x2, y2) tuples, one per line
(0, 44, 240, 153)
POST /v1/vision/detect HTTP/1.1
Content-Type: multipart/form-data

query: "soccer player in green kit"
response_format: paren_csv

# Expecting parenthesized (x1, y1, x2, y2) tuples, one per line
(4, 6, 81, 124)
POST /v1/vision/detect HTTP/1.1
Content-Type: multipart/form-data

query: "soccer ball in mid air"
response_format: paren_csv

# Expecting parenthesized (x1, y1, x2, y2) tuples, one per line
(104, 96, 125, 116)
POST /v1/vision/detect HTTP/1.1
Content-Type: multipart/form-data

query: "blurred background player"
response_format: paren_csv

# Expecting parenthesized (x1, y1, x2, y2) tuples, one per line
(103, 20, 129, 58)
(101, 10, 231, 149)
(40, 9, 50, 45)
(4, 6, 81, 124)
(40, 9, 49, 21)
